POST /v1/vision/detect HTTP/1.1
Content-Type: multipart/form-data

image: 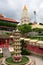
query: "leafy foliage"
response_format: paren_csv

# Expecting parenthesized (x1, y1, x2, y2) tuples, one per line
(18, 24, 32, 34)
(0, 21, 17, 29)
(0, 53, 3, 58)
(20, 39, 26, 50)
(29, 23, 32, 25)
(20, 40, 31, 55)
(32, 28, 43, 33)
(21, 48, 31, 55)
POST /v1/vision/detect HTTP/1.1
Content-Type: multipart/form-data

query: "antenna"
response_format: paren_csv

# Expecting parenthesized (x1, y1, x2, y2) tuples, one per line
(34, 11, 36, 22)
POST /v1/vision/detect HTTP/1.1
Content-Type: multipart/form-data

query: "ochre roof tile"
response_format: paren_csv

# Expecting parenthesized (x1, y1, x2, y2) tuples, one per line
(0, 14, 19, 23)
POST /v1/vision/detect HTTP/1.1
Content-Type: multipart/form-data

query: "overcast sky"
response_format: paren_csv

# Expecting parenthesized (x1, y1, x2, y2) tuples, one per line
(0, 0, 43, 23)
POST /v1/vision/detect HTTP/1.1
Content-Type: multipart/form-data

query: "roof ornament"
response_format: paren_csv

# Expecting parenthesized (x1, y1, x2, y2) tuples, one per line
(23, 5, 27, 11)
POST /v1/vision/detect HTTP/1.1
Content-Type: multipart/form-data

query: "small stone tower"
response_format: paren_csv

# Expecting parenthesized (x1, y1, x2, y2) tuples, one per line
(13, 30, 22, 62)
(21, 5, 30, 24)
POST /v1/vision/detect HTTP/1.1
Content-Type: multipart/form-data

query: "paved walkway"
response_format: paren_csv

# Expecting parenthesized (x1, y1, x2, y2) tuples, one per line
(28, 55, 43, 65)
(0, 58, 6, 65)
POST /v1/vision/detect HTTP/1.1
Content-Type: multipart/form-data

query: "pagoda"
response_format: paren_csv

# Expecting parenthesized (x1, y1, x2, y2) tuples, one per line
(13, 30, 22, 62)
(21, 5, 30, 24)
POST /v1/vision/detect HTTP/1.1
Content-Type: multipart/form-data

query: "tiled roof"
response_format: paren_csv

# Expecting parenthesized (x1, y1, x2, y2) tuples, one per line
(0, 14, 19, 23)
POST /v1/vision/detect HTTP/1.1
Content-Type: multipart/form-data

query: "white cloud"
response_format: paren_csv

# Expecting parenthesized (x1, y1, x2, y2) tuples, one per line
(0, 0, 43, 23)
(40, 3, 43, 8)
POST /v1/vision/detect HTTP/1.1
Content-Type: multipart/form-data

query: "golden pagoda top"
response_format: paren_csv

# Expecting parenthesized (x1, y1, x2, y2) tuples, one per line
(23, 5, 27, 11)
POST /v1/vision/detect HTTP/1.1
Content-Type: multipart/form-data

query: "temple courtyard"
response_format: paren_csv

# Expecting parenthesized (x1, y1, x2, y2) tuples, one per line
(0, 2, 43, 65)
(0, 55, 43, 65)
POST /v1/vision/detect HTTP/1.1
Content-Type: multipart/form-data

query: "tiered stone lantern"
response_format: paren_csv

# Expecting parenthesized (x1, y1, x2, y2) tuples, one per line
(5, 30, 31, 65)
(13, 30, 22, 62)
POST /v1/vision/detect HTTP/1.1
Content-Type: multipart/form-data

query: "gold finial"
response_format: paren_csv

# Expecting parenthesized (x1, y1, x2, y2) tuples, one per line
(23, 5, 27, 11)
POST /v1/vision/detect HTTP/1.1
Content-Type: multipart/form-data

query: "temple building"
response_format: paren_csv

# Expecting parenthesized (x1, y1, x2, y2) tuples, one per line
(21, 5, 43, 29)
(0, 14, 19, 48)
(0, 14, 18, 31)
(21, 5, 30, 24)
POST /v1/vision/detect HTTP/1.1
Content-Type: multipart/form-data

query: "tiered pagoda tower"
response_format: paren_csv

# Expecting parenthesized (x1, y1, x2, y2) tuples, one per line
(21, 5, 30, 24)
(13, 30, 22, 62)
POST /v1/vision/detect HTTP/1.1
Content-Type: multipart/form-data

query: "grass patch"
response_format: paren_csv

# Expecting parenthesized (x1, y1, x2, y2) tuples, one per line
(6, 56, 29, 65)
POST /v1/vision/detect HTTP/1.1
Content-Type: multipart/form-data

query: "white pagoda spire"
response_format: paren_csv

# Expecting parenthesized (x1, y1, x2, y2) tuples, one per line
(21, 5, 30, 24)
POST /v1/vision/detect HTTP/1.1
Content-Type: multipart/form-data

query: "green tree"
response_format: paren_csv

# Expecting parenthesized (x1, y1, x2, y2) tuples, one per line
(18, 24, 32, 34)
(20, 39, 26, 50)
(20, 39, 31, 55)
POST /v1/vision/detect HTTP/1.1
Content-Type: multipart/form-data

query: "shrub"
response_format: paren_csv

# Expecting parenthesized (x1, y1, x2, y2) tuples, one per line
(21, 49, 31, 55)
(0, 53, 3, 58)
(20, 39, 26, 50)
